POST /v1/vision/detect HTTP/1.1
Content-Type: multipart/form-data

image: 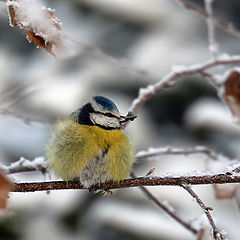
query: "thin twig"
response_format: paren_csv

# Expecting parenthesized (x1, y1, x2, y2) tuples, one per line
(176, 0, 240, 40)
(11, 172, 240, 192)
(204, 0, 218, 59)
(136, 146, 218, 161)
(131, 172, 198, 235)
(65, 36, 152, 80)
(181, 185, 224, 240)
(0, 108, 53, 125)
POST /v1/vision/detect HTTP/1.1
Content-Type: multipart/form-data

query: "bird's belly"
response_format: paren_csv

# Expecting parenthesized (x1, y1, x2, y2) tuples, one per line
(79, 150, 109, 188)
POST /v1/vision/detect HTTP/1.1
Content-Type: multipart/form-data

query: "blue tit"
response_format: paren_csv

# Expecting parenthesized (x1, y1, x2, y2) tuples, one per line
(46, 96, 136, 189)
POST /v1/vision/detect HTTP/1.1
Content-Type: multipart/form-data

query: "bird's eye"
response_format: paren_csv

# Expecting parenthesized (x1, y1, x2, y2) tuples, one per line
(104, 113, 115, 118)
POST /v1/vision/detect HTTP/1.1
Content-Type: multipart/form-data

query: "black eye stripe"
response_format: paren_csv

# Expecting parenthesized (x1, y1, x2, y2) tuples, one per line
(94, 111, 119, 119)
(104, 113, 116, 118)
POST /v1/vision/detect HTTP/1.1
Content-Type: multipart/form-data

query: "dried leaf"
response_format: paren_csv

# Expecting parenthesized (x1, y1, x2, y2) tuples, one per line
(8, 5, 17, 26)
(23, 29, 54, 55)
(7, 0, 63, 56)
(223, 70, 240, 120)
(0, 171, 12, 209)
(213, 183, 238, 199)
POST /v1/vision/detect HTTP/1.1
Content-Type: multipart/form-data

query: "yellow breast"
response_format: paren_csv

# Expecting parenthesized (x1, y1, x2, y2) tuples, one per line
(46, 119, 135, 183)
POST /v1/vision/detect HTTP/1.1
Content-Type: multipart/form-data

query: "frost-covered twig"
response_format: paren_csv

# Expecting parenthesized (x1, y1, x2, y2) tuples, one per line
(136, 146, 218, 161)
(1, 157, 48, 174)
(0, 108, 53, 125)
(204, 0, 218, 59)
(176, 0, 240, 40)
(129, 54, 240, 115)
(182, 185, 224, 240)
(131, 172, 198, 235)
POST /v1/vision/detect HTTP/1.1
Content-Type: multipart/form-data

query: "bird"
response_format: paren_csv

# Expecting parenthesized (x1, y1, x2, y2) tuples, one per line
(46, 96, 137, 191)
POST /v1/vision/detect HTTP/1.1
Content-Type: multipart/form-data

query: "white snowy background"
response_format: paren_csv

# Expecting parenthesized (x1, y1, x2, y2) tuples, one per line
(1, 0, 240, 239)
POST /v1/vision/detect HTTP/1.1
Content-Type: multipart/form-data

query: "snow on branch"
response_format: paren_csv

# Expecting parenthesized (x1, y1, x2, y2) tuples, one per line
(10, 171, 240, 192)
(4, 151, 240, 194)
(129, 54, 240, 115)
(136, 146, 218, 160)
(1, 157, 48, 174)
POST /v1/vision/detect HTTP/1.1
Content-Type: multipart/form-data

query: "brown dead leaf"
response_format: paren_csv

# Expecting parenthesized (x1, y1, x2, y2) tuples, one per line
(23, 30, 54, 55)
(8, 1, 62, 56)
(223, 70, 240, 118)
(0, 171, 12, 209)
(213, 183, 238, 199)
(8, 5, 17, 26)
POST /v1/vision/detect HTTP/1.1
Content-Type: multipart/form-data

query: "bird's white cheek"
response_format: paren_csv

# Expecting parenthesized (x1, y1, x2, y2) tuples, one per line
(90, 113, 120, 128)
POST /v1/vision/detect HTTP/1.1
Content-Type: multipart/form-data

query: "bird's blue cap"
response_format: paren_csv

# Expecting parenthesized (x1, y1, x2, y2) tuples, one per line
(93, 96, 117, 111)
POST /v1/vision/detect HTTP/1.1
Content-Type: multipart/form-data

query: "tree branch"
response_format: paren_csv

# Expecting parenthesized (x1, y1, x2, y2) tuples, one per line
(182, 184, 224, 240)
(129, 55, 240, 115)
(1, 157, 48, 175)
(11, 172, 240, 192)
(66, 36, 151, 80)
(136, 146, 218, 160)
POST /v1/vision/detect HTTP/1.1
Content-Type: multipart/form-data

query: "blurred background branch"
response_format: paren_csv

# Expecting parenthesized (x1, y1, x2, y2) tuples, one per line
(177, 0, 240, 39)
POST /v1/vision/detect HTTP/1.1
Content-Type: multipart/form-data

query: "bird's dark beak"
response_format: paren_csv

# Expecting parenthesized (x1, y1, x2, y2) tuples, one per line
(120, 111, 137, 124)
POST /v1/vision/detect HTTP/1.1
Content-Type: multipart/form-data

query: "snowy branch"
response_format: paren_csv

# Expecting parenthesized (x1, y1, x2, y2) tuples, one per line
(129, 54, 240, 115)
(136, 146, 218, 160)
(0, 157, 48, 174)
(11, 171, 240, 192)
(182, 185, 224, 240)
